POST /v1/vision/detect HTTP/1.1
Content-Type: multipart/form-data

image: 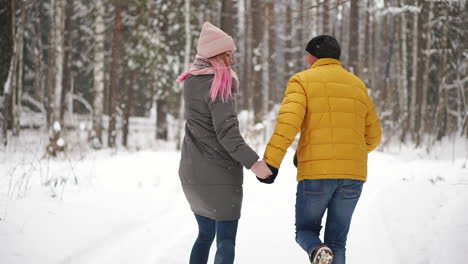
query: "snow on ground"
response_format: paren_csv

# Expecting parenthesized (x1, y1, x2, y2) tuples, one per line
(0, 136, 467, 264)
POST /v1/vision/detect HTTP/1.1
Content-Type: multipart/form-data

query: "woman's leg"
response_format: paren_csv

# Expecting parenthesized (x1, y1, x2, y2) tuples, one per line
(214, 219, 239, 264)
(190, 214, 216, 264)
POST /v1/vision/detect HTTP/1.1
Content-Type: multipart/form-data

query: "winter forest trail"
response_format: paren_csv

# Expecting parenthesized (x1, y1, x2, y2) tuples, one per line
(0, 149, 467, 264)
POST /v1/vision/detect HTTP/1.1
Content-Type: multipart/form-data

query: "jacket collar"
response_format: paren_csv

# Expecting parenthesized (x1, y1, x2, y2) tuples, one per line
(311, 58, 341, 68)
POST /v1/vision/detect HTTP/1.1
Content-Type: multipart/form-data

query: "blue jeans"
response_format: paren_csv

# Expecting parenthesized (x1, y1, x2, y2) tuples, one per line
(295, 179, 364, 264)
(190, 214, 239, 264)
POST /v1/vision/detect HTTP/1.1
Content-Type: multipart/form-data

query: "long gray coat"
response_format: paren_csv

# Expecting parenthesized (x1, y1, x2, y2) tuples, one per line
(178, 74, 259, 221)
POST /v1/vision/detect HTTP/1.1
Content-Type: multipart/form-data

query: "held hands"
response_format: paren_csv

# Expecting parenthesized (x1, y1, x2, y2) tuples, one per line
(250, 160, 273, 179)
(251, 159, 279, 184)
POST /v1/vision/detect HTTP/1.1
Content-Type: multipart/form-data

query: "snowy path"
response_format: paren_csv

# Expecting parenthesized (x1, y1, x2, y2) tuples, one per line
(1, 149, 467, 264)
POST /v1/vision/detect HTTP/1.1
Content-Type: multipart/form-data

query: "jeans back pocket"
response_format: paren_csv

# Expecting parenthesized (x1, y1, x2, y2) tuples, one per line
(301, 179, 327, 199)
(340, 179, 364, 199)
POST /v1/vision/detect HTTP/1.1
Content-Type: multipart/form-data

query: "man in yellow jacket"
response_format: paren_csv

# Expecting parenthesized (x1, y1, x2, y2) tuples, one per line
(262, 35, 382, 264)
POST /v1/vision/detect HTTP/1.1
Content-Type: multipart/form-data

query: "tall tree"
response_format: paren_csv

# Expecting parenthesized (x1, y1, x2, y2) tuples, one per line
(1, 0, 15, 146)
(92, 0, 105, 148)
(13, 3, 26, 136)
(262, 0, 273, 134)
(251, 0, 264, 123)
(176, 0, 192, 148)
(60, 0, 74, 122)
(46, 0, 56, 126)
(32, 1, 45, 105)
(45, 0, 66, 156)
(431, 4, 449, 141)
(0, 0, 14, 94)
(108, 1, 123, 148)
(363, 0, 372, 83)
(348, 0, 359, 74)
(414, 0, 428, 145)
(243, 0, 254, 112)
(399, 0, 409, 141)
(322, 0, 330, 34)
(220, 0, 236, 37)
(409, 0, 419, 141)
(122, 70, 135, 147)
(419, 1, 434, 139)
(53, 0, 66, 125)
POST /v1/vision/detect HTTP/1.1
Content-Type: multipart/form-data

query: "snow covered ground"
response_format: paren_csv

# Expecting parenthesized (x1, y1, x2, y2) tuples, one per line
(0, 136, 467, 264)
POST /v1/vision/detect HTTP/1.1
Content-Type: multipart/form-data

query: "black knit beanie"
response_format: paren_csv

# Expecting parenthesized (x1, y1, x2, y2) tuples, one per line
(305, 35, 341, 60)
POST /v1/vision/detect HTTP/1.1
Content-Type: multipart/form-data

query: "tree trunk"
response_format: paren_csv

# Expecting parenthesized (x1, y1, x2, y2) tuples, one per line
(0, 0, 13, 94)
(252, 0, 264, 123)
(337, 0, 343, 39)
(33, 1, 44, 103)
(262, 0, 273, 140)
(267, 0, 277, 108)
(363, 0, 371, 83)
(177, 0, 191, 149)
(295, 0, 304, 63)
(370, 0, 377, 91)
(340, 0, 349, 66)
(13, 3, 26, 136)
(61, 0, 74, 123)
(92, 0, 105, 148)
(244, 0, 254, 114)
(237, 0, 248, 110)
(284, 1, 292, 76)
(382, 7, 395, 117)
(433, 7, 448, 142)
(46, 0, 56, 126)
(273, 1, 286, 105)
(53, 0, 66, 125)
(2, 0, 19, 146)
(156, 99, 168, 140)
(122, 71, 135, 147)
(399, 0, 409, 141)
(220, 0, 236, 37)
(108, 2, 123, 148)
(1, 0, 14, 146)
(409, 1, 419, 141)
(323, 0, 329, 34)
(348, 0, 359, 74)
(45, 0, 66, 156)
(419, 2, 434, 138)
(414, 0, 426, 146)
(331, 0, 338, 36)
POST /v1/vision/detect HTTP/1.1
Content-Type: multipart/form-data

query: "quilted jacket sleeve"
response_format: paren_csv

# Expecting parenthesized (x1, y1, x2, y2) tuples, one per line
(209, 97, 260, 169)
(364, 94, 382, 152)
(264, 74, 307, 168)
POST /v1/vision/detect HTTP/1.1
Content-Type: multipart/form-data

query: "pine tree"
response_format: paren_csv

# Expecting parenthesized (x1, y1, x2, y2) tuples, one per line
(92, 0, 106, 148)
(108, 0, 123, 148)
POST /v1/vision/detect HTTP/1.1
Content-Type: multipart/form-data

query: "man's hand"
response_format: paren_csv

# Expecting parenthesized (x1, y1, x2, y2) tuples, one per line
(293, 151, 298, 168)
(257, 162, 279, 184)
(250, 160, 273, 179)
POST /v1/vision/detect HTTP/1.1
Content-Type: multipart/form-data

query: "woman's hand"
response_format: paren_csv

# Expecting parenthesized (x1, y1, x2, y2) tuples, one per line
(250, 160, 273, 179)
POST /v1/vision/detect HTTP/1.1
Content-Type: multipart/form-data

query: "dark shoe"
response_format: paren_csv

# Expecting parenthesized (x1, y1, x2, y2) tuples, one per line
(310, 245, 333, 264)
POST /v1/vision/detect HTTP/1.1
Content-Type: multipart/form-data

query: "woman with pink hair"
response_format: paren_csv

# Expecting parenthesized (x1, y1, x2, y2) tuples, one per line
(177, 22, 272, 264)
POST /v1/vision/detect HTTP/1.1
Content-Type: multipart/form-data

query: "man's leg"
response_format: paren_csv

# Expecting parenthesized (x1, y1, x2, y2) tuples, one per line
(214, 218, 239, 264)
(190, 214, 216, 264)
(295, 179, 336, 256)
(324, 179, 364, 264)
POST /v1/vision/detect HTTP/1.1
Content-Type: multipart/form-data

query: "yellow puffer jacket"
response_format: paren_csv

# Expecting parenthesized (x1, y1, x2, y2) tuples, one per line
(264, 58, 382, 181)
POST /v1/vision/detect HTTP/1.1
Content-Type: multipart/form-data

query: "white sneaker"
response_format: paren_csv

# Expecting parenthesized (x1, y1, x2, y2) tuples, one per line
(311, 246, 333, 264)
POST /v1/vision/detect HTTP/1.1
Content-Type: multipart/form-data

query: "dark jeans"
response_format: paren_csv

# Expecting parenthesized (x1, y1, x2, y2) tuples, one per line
(190, 214, 239, 264)
(295, 179, 364, 264)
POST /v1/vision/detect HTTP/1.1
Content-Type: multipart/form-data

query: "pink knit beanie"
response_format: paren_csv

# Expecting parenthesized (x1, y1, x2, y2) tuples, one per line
(196, 22, 236, 58)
